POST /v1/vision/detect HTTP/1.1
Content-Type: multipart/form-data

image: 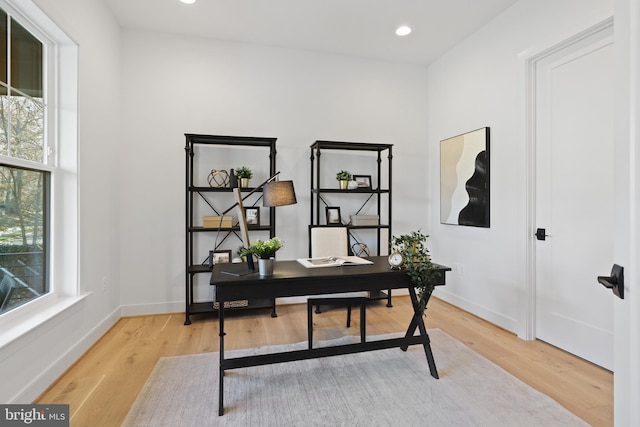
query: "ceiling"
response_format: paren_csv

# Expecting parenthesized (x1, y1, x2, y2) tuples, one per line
(104, 0, 519, 66)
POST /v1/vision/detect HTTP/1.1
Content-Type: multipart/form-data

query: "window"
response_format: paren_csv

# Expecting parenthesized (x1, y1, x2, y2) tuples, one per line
(0, 5, 49, 314)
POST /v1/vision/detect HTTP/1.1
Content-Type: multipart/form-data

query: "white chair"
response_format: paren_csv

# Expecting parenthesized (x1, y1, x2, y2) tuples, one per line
(307, 226, 368, 349)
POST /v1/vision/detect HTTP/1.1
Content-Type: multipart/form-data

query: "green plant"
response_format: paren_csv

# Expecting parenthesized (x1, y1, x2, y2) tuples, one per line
(239, 237, 284, 259)
(236, 166, 253, 179)
(390, 230, 438, 316)
(336, 170, 351, 181)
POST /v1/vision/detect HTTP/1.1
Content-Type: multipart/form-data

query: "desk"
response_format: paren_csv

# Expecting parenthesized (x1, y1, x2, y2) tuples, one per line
(211, 256, 450, 416)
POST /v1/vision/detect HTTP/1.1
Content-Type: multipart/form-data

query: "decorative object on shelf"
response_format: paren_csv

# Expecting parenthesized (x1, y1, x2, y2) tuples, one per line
(244, 207, 260, 226)
(351, 242, 370, 257)
(212, 250, 232, 264)
(440, 127, 490, 228)
(239, 237, 284, 276)
(203, 215, 233, 228)
(353, 175, 372, 189)
(336, 170, 352, 189)
(390, 230, 438, 316)
(325, 206, 342, 224)
(347, 180, 359, 190)
(213, 299, 249, 309)
(236, 166, 253, 188)
(349, 214, 379, 226)
(208, 169, 230, 188)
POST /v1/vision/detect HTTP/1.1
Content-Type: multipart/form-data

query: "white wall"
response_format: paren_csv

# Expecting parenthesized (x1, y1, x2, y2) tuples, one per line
(0, 0, 122, 402)
(425, 0, 613, 333)
(118, 30, 430, 311)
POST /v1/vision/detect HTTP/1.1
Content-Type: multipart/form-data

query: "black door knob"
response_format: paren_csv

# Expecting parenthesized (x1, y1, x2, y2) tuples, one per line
(597, 264, 624, 299)
(535, 228, 548, 241)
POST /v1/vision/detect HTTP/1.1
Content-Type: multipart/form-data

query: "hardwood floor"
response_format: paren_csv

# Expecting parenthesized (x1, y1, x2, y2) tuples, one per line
(35, 296, 613, 426)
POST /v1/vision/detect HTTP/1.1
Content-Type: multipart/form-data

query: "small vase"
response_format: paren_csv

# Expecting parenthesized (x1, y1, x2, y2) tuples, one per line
(258, 258, 274, 276)
(240, 177, 250, 188)
(339, 180, 348, 190)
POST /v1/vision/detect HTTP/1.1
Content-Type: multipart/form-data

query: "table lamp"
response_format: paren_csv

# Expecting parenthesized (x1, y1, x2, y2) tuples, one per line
(221, 171, 297, 273)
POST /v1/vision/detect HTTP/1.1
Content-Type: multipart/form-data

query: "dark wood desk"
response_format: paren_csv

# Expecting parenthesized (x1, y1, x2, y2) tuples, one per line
(211, 256, 450, 416)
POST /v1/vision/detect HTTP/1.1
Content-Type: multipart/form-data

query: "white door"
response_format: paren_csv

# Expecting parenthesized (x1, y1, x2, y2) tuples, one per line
(535, 27, 615, 370)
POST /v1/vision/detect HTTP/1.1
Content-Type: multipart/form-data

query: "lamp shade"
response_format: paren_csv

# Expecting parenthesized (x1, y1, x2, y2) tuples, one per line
(263, 180, 297, 207)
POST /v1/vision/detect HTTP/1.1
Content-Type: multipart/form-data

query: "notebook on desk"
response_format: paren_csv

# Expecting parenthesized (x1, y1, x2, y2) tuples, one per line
(296, 256, 373, 268)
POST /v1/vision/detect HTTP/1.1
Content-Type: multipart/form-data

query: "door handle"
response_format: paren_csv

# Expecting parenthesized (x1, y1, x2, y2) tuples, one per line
(597, 264, 624, 299)
(535, 228, 549, 241)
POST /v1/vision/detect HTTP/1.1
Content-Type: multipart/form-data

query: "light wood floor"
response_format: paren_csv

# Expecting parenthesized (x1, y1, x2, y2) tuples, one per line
(35, 296, 613, 427)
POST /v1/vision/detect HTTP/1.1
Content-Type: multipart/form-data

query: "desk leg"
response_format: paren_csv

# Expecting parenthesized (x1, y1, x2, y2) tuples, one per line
(403, 287, 439, 379)
(218, 301, 225, 416)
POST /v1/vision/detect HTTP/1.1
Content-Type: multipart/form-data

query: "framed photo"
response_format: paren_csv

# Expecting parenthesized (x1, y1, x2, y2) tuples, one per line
(212, 250, 232, 264)
(353, 175, 372, 189)
(440, 127, 490, 227)
(244, 207, 260, 226)
(325, 206, 342, 224)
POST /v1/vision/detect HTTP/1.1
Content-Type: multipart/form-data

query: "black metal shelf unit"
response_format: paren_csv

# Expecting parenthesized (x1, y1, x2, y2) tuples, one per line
(184, 134, 278, 324)
(309, 140, 393, 306)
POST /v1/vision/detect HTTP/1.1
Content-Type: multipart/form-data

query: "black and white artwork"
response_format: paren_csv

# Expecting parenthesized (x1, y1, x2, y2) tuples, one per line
(440, 127, 490, 227)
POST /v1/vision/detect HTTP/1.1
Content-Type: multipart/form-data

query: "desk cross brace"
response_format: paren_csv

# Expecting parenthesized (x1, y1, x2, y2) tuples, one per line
(217, 286, 438, 416)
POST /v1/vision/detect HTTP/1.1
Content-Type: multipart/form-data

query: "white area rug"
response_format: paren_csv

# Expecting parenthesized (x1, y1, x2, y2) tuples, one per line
(122, 330, 588, 426)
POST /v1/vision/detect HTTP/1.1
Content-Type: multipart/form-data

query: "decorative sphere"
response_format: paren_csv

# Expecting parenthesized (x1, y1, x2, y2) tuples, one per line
(208, 169, 230, 188)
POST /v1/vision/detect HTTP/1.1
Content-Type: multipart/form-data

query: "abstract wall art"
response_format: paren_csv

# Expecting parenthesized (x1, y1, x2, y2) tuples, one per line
(440, 127, 490, 227)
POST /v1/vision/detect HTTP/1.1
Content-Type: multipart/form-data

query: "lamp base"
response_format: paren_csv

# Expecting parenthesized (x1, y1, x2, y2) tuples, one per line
(246, 256, 255, 272)
(219, 255, 257, 277)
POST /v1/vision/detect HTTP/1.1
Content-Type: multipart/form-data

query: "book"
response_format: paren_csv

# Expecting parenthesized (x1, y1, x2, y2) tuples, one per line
(296, 256, 374, 268)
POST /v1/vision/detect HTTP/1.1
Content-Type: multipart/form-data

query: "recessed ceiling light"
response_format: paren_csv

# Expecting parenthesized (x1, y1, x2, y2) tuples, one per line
(395, 25, 412, 37)
(180, 0, 196, 4)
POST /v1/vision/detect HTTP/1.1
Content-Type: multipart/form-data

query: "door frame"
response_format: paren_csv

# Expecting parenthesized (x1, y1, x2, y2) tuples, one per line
(518, 17, 614, 341)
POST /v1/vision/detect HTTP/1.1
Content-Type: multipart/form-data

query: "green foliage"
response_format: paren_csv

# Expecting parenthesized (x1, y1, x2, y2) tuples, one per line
(239, 237, 284, 259)
(335, 170, 351, 181)
(0, 166, 46, 247)
(390, 230, 438, 316)
(236, 166, 253, 179)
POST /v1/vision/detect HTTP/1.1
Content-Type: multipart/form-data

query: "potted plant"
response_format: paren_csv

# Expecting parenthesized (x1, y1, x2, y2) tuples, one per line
(239, 237, 284, 276)
(236, 166, 253, 188)
(390, 231, 438, 316)
(336, 170, 352, 190)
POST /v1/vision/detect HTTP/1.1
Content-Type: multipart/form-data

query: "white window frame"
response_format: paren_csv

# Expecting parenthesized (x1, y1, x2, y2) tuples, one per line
(0, 0, 79, 348)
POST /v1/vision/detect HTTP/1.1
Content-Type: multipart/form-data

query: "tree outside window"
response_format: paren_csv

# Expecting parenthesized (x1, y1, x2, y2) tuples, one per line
(0, 6, 48, 314)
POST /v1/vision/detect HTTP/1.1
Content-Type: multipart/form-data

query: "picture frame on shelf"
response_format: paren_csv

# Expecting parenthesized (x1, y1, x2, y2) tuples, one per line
(325, 206, 342, 224)
(244, 207, 260, 226)
(212, 250, 233, 264)
(353, 175, 372, 189)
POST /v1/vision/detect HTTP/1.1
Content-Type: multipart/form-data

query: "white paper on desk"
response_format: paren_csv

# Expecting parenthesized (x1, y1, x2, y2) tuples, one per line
(296, 256, 374, 268)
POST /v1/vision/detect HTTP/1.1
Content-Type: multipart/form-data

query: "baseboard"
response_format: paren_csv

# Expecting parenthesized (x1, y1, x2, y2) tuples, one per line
(13, 306, 122, 403)
(434, 289, 517, 333)
(120, 301, 184, 317)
